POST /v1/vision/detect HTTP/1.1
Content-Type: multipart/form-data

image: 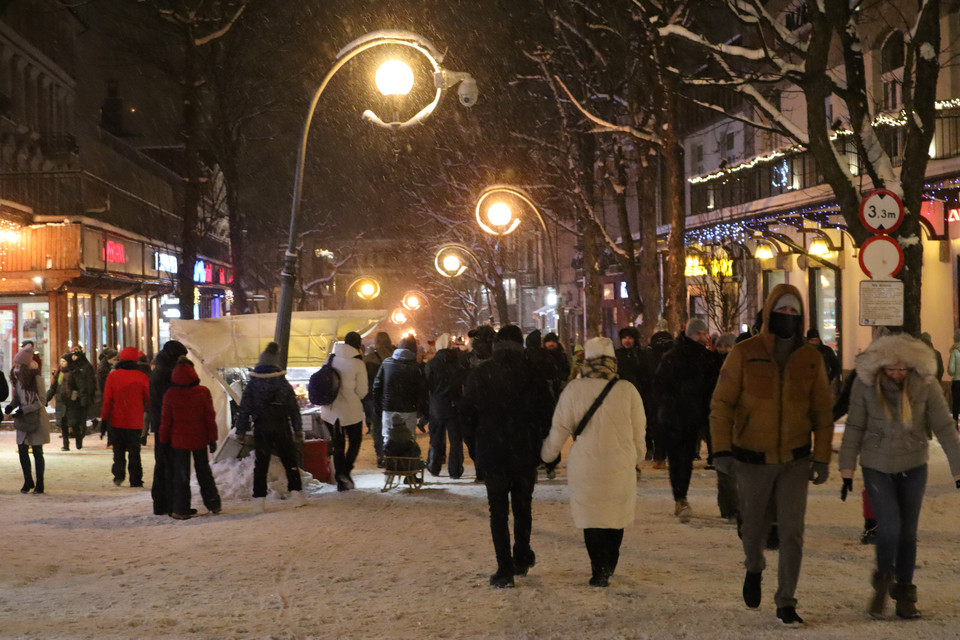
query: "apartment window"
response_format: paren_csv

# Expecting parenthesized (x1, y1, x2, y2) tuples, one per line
(881, 31, 904, 111)
(692, 143, 704, 174)
(720, 131, 736, 163)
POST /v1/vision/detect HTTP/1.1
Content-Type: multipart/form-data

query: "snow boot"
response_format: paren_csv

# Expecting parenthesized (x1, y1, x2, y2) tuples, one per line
(674, 498, 692, 523)
(252, 497, 266, 514)
(513, 550, 536, 576)
(891, 583, 921, 619)
(290, 490, 307, 508)
(489, 569, 514, 589)
(742, 571, 762, 609)
(868, 571, 894, 619)
(20, 478, 34, 494)
(776, 606, 804, 625)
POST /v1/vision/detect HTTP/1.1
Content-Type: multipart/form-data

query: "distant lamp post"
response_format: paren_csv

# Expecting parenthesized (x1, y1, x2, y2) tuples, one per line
(345, 276, 381, 303)
(401, 290, 427, 311)
(390, 308, 408, 324)
(434, 244, 482, 278)
(273, 30, 478, 366)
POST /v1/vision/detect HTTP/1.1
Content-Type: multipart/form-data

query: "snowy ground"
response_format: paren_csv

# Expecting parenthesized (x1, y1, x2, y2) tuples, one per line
(2, 425, 960, 640)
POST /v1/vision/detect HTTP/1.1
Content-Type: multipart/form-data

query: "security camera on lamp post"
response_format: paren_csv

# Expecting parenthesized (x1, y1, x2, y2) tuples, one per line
(273, 30, 478, 367)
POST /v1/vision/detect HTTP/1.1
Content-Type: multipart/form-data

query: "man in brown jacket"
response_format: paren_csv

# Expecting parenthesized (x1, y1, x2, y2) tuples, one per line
(710, 283, 834, 626)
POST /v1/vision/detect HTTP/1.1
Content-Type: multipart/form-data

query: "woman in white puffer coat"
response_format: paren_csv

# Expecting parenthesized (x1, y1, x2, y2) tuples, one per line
(541, 336, 646, 587)
(319, 332, 369, 491)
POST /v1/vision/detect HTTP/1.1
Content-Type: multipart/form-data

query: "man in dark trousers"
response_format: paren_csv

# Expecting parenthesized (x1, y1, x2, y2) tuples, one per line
(711, 284, 834, 626)
(372, 335, 429, 450)
(460, 325, 554, 588)
(424, 333, 467, 478)
(616, 326, 655, 460)
(654, 318, 720, 524)
(149, 340, 187, 516)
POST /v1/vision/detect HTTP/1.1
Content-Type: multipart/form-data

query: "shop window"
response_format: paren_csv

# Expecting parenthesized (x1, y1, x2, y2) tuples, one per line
(603, 283, 615, 301)
(762, 270, 786, 301)
(808, 268, 837, 349)
(77, 294, 93, 354)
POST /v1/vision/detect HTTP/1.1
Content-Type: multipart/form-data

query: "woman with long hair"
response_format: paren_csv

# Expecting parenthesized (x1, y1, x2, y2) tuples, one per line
(839, 333, 960, 619)
(5, 344, 50, 494)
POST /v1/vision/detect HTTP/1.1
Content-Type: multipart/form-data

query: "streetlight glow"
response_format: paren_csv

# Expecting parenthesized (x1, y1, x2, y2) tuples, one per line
(442, 255, 462, 273)
(487, 202, 514, 228)
(375, 60, 414, 96)
(755, 244, 774, 260)
(809, 239, 830, 256)
(401, 291, 424, 311)
(391, 309, 408, 324)
(359, 282, 376, 298)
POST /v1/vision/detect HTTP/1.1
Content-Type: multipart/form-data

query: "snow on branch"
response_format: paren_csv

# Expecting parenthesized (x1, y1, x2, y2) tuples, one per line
(553, 75, 660, 145)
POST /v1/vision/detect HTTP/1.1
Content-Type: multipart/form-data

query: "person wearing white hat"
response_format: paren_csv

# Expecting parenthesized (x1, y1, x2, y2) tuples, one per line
(542, 336, 646, 587)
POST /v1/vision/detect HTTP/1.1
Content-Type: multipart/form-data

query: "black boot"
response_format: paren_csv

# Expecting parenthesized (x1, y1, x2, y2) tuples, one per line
(743, 571, 762, 608)
(20, 478, 34, 493)
(61, 429, 69, 451)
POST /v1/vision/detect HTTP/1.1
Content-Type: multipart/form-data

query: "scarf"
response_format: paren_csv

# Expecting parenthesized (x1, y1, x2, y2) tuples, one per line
(581, 355, 617, 380)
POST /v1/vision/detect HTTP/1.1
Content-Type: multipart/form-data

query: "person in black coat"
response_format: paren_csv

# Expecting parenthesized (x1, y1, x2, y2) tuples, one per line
(149, 340, 187, 516)
(616, 326, 658, 460)
(363, 331, 393, 466)
(460, 325, 554, 588)
(372, 335, 429, 449)
(524, 329, 562, 478)
(424, 334, 467, 478)
(645, 331, 675, 467)
(234, 342, 305, 512)
(654, 319, 720, 523)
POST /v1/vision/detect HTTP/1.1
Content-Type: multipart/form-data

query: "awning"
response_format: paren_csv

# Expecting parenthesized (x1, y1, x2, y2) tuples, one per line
(532, 304, 556, 315)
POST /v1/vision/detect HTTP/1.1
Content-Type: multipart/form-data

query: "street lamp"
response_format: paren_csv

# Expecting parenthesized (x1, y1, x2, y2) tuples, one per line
(401, 290, 427, 311)
(390, 308, 408, 324)
(344, 276, 381, 303)
(434, 243, 482, 278)
(274, 30, 478, 366)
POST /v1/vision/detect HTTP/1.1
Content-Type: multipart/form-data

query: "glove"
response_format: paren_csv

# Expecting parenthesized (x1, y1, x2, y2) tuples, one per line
(100, 420, 108, 439)
(841, 477, 853, 501)
(955, 479, 960, 489)
(139, 433, 148, 446)
(810, 460, 830, 485)
(712, 452, 734, 476)
(3, 404, 13, 415)
(208, 441, 217, 454)
(416, 416, 427, 433)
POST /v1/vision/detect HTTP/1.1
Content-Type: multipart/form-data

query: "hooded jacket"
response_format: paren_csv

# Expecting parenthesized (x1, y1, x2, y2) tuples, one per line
(839, 334, 960, 476)
(101, 347, 150, 430)
(425, 343, 467, 419)
(149, 340, 187, 433)
(159, 362, 218, 451)
(319, 341, 368, 426)
(234, 362, 302, 437)
(710, 283, 834, 464)
(69, 350, 96, 407)
(654, 333, 720, 430)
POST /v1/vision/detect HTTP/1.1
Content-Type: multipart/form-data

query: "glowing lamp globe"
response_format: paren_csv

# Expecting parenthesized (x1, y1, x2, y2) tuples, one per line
(755, 244, 774, 260)
(375, 60, 414, 96)
(809, 239, 830, 256)
(487, 202, 514, 228)
(442, 254, 462, 273)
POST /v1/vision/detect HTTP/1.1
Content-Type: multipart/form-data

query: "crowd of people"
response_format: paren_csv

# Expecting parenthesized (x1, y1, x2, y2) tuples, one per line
(6, 282, 960, 624)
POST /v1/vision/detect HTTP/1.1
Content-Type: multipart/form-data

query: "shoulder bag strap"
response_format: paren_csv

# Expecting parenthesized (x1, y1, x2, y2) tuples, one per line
(572, 377, 618, 441)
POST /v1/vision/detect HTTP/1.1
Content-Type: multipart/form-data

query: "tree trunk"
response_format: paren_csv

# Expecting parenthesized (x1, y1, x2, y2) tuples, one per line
(580, 133, 602, 338)
(661, 78, 686, 332)
(221, 157, 249, 314)
(178, 32, 201, 321)
(636, 160, 661, 344)
(612, 142, 643, 323)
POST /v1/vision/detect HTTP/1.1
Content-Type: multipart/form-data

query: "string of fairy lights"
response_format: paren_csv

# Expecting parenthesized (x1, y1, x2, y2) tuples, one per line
(689, 100, 960, 186)
(685, 204, 844, 247)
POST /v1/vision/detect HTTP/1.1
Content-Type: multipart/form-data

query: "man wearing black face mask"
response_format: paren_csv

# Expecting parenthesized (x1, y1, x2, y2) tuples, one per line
(709, 283, 834, 626)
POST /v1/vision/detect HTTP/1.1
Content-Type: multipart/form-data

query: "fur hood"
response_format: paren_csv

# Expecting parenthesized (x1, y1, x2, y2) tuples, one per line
(855, 334, 936, 386)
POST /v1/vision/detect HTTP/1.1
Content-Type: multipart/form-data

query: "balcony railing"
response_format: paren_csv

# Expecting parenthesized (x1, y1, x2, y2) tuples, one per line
(689, 114, 960, 217)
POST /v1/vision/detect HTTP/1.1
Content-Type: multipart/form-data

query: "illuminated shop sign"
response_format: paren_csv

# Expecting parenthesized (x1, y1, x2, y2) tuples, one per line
(155, 252, 178, 273)
(193, 260, 232, 284)
(102, 240, 126, 264)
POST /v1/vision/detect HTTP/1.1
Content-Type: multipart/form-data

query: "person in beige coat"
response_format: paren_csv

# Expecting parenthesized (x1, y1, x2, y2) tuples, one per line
(541, 337, 646, 587)
(710, 284, 834, 626)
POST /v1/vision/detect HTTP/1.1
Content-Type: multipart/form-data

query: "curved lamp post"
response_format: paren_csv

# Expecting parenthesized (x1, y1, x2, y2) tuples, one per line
(434, 243, 483, 278)
(475, 185, 561, 328)
(401, 290, 428, 311)
(274, 30, 477, 366)
(344, 276, 381, 303)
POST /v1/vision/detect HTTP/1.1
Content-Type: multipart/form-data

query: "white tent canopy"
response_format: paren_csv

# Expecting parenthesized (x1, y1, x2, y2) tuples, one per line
(170, 309, 386, 437)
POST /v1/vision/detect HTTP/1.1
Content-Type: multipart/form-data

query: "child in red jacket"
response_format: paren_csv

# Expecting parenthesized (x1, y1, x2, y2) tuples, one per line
(101, 347, 150, 487)
(160, 358, 221, 519)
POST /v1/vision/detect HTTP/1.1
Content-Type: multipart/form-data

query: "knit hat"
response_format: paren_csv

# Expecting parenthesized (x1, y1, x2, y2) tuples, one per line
(650, 331, 674, 349)
(257, 341, 282, 368)
(497, 324, 524, 345)
(773, 293, 802, 315)
(118, 347, 141, 362)
(618, 326, 640, 342)
(344, 331, 363, 351)
(398, 336, 418, 352)
(685, 318, 708, 338)
(468, 325, 496, 343)
(715, 333, 737, 349)
(806, 328, 821, 340)
(525, 329, 542, 349)
(99, 347, 119, 362)
(160, 340, 188, 358)
(13, 344, 34, 365)
(584, 337, 615, 360)
(542, 332, 560, 346)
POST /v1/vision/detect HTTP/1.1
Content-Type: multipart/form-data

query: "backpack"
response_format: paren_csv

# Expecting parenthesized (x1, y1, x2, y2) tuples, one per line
(308, 354, 341, 406)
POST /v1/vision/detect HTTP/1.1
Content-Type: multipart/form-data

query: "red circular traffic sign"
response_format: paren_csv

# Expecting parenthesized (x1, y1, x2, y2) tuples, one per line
(859, 189, 904, 234)
(858, 235, 904, 278)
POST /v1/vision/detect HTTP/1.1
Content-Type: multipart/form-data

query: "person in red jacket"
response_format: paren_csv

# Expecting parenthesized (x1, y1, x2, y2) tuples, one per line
(101, 347, 150, 487)
(160, 358, 221, 519)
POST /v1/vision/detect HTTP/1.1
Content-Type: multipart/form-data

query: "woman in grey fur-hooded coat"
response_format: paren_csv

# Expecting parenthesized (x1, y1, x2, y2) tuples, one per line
(839, 333, 960, 618)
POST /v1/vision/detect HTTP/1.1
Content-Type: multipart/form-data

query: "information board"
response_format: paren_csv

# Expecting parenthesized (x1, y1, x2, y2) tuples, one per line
(859, 280, 904, 326)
